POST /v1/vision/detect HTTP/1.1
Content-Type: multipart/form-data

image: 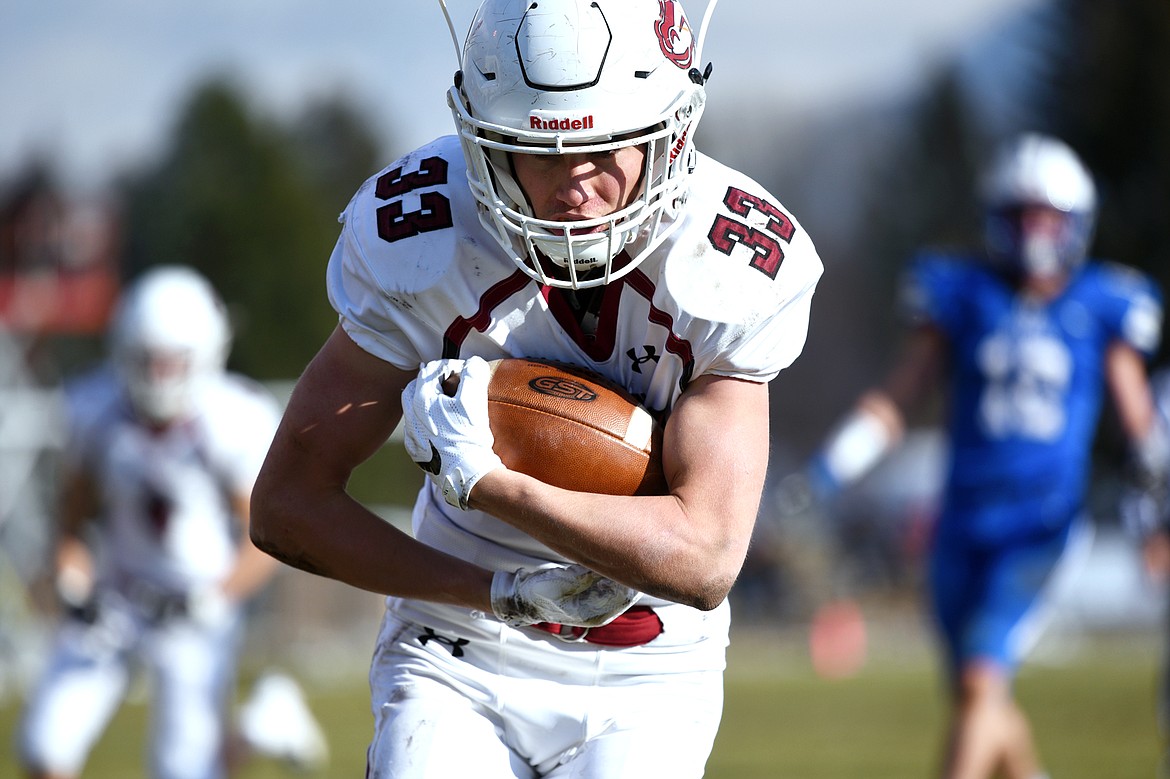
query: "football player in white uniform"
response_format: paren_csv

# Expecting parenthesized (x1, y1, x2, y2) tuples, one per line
(17, 267, 295, 779)
(250, 1, 823, 776)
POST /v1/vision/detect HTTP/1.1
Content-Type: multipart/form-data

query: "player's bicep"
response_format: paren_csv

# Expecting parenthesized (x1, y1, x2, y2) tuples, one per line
(263, 326, 413, 488)
(663, 375, 770, 533)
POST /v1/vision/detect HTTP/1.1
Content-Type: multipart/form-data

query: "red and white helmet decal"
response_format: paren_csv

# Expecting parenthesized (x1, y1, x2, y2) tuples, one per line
(655, 0, 694, 69)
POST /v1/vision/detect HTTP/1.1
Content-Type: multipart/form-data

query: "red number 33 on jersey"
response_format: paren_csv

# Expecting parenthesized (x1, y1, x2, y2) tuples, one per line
(374, 156, 455, 244)
(707, 187, 795, 279)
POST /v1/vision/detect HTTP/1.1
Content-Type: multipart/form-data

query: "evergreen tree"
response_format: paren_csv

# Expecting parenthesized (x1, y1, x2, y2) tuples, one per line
(118, 76, 384, 378)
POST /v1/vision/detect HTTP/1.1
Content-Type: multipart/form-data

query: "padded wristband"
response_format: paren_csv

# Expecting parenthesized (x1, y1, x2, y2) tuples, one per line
(820, 408, 892, 489)
(490, 565, 639, 628)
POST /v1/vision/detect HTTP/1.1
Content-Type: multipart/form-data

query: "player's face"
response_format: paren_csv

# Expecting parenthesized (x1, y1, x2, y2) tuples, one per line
(510, 144, 647, 224)
(123, 348, 195, 426)
(1014, 204, 1074, 278)
(134, 351, 191, 384)
(1017, 204, 1067, 239)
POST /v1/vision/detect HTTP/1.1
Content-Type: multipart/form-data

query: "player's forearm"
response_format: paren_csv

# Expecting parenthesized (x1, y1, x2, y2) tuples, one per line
(809, 391, 905, 498)
(220, 492, 282, 601)
(54, 535, 95, 607)
(1106, 342, 1157, 441)
(252, 475, 494, 610)
(471, 468, 747, 610)
(220, 541, 282, 602)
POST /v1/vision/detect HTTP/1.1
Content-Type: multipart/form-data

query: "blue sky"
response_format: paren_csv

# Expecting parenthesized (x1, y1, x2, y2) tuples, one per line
(0, 0, 1036, 192)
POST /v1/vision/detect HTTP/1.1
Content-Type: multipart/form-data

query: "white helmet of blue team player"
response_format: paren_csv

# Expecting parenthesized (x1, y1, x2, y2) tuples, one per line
(446, 0, 714, 289)
(110, 265, 231, 424)
(981, 133, 1098, 278)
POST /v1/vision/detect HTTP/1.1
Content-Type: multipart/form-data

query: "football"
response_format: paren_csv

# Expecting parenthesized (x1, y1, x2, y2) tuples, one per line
(484, 358, 667, 496)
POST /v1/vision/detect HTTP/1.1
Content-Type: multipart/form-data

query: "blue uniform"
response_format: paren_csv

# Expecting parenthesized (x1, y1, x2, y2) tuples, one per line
(903, 253, 1162, 673)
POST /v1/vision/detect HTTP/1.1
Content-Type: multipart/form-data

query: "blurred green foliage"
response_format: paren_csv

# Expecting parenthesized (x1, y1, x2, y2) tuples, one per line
(116, 76, 385, 381)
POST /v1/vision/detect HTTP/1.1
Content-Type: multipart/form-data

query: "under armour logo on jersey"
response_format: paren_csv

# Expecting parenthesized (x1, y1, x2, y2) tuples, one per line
(418, 628, 469, 657)
(627, 346, 661, 374)
(414, 442, 442, 475)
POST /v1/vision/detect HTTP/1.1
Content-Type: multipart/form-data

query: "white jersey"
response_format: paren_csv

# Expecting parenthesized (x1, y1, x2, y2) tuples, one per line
(327, 135, 822, 666)
(65, 364, 282, 594)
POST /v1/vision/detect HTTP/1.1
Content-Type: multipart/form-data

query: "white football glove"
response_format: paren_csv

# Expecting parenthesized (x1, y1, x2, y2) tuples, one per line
(490, 564, 640, 628)
(402, 356, 504, 510)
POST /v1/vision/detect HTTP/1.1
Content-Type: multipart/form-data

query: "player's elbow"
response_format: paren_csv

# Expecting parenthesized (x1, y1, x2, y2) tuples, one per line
(684, 574, 736, 611)
(640, 526, 746, 610)
(247, 494, 280, 559)
(248, 510, 277, 558)
(657, 558, 738, 611)
(248, 470, 299, 563)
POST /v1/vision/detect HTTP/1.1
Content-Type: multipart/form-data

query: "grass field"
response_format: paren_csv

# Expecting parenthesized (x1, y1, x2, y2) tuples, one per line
(713, 624, 1163, 779)
(1, 621, 1162, 778)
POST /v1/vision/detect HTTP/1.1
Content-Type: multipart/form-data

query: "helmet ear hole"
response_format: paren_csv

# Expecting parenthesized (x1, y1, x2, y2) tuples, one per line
(491, 145, 534, 217)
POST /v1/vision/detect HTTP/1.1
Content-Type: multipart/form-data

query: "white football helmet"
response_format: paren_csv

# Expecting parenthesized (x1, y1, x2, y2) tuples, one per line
(109, 266, 231, 424)
(981, 133, 1097, 277)
(445, 0, 713, 289)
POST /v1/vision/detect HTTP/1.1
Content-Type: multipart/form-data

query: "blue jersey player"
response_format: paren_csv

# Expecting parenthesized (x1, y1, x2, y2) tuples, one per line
(804, 134, 1167, 779)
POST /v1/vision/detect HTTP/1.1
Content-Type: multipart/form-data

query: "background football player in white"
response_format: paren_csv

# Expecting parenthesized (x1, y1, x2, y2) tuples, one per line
(17, 266, 324, 779)
(250, 0, 823, 776)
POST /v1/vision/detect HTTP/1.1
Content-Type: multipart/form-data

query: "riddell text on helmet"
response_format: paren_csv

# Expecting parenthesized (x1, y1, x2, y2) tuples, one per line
(529, 114, 595, 131)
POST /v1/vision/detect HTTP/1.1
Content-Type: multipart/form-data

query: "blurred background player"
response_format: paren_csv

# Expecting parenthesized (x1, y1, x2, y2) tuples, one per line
(249, 0, 822, 776)
(16, 266, 326, 779)
(796, 133, 1165, 779)
(1122, 364, 1170, 775)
